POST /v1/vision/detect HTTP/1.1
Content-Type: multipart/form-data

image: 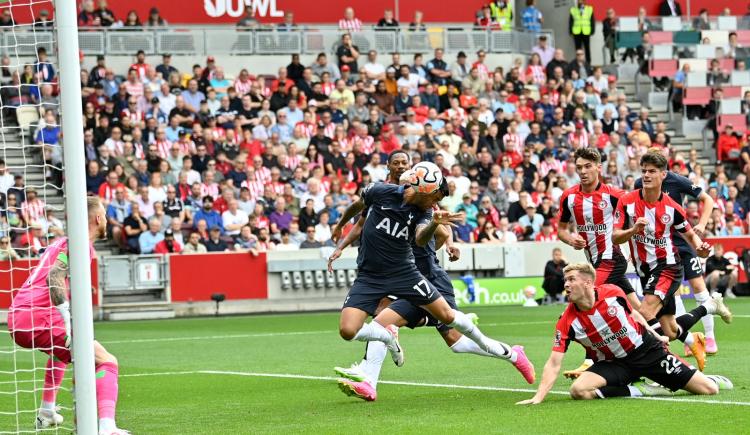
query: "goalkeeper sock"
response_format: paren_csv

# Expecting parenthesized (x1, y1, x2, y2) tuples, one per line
(95, 362, 119, 428)
(353, 322, 392, 344)
(448, 311, 515, 361)
(41, 358, 66, 410)
(361, 341, 387, 388)
(694, 290, 715, 339)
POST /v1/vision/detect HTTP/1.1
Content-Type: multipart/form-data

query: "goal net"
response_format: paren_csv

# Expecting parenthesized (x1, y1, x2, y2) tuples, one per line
(1, 0, 88, 432)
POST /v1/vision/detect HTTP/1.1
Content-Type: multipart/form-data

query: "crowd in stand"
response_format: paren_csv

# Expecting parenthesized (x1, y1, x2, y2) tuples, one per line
(3, 5, 750, 260)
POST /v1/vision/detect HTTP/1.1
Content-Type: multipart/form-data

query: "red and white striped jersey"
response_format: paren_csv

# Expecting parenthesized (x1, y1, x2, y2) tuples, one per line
(614, 190, 691, 274)
(266, 181, 285, 196)
(241, 179, 265, 200)
(120, 108, 144, 124)
(502, 133, 523, 155)
(321, 82, 335, 96)
(558, 182, 624, 266)
(354, 135, 374, 155)
(200, 182, 219, 199)
(552, 284, 645, 361)
(296, 121, 317, 139)
(155, 139, 172, 159)
(540, 158, 565, 178)
(526, 65, 546, 86)
(338, 18, 362, 32)
(568, 130, 590, 148)
(22, 199, 46, 223)
(254, 166, 272, 184)
(321, 122, 336, 139)
(286, 154, 301, 170)
(176, 139, 196, 156)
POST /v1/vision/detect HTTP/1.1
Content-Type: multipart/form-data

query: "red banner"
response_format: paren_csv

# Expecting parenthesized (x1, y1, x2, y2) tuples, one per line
(0, 259, 100, 310)
(1, 0, 742, 26)
(169, 252, 268, 302)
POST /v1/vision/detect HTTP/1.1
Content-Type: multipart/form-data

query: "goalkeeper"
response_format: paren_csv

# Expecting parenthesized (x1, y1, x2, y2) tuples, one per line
(7, 197, 128, 435)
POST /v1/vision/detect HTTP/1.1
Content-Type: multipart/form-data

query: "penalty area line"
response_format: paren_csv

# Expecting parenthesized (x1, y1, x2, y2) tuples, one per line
(120, 370, 750, 406)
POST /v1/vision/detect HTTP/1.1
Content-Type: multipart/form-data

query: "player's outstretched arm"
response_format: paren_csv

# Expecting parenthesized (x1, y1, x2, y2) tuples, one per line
(332, 197, 365, 242)
(517, 351, 564, 405)
(557, 225, 586, 250)
(416, 211, 462, 247)
(684, 229, 711, 258)
(694, 192, 714, 236)
(328, 216, 365, 272)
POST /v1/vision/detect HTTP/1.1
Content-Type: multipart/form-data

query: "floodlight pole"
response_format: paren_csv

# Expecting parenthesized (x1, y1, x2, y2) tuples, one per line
(54, 0, 99, 433)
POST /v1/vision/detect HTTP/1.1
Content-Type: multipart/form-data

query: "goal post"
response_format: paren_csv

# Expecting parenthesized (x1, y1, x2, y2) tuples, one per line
(53, 0, 98, 432)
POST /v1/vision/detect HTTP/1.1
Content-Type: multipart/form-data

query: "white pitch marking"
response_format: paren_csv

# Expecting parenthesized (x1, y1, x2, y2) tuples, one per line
(117, 370, 750, 406)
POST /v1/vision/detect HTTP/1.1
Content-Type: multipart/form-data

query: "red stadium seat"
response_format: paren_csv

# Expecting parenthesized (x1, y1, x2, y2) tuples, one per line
(718, 114, 748, 135)
(719, 58, 736, 73)
(736, 30, 750, 45)
(649, 59, 678, 78)
(682, 87, 712, 106)
(649, 31, 673, 45)
(721, 86, 743, 98)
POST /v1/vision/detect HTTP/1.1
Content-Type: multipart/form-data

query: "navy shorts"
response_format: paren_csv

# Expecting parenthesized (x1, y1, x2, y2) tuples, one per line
(388, 271, 456, 333)
(343, 270, 442, 316)
(679, 248, 704, 281)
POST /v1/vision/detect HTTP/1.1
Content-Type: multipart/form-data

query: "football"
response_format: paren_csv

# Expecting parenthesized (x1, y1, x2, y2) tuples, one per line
(402, 162, 443, 194)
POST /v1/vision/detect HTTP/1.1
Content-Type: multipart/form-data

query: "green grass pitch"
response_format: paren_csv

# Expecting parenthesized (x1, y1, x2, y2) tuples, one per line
(2, 300, 750, 433)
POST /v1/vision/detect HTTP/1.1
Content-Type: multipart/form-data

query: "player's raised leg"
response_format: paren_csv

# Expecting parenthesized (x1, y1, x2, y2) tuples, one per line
(94, 341, 129, 435)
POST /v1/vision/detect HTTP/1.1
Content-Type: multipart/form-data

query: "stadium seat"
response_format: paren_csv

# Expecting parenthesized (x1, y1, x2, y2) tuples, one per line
(682, 87, 712, 106)
(616, 32, 642, 49)
(652, 45, 674, 60)
(16, 106, 39, 130)
(662, 17, 682, 32)
(718, 16, 738, 31)
(719, 58, 736, 73)
(731, 70, 750, 86)
(721, 86, 743, 98)
(719, 99, 742, 115)
(673, 31, 700, 45)
(649, 59, 678, 78)
(618, 17, 639, 32)
(702, 30, 729, 45)
(649, 31, 673, 45)
(680, 58, 708, 72)
(685, 71, 707, 86)
(736, 30, 750, 45)
(695, 45, 722, 59)
(718, 114, 748, 134)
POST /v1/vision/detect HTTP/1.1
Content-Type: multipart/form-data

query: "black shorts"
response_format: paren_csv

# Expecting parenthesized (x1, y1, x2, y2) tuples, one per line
(640, 264, 683, 316)
(586, 339, 696, 392)
(596, 258, 635, 295)
(679, 248, 704, 281)
(389, 270, 456, 333)
(343, 270, 442, 316)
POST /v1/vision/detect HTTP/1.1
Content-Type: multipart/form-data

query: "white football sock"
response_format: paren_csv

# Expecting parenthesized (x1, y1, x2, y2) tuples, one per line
(361, 341, 387, 388)
(99, 418, 116, 432)
(674, 294, 686, 316)
(353, 322, 392, 344)
(448, 311, 514, 361)
(40, 401, 55, 412)
(694, 290, 715, 339)
(450, 335, 493, 357)
(684, 330, 695, 346)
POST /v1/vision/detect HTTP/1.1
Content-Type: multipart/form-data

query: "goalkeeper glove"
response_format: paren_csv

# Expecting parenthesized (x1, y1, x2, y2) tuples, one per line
(55, 301, 72, 348)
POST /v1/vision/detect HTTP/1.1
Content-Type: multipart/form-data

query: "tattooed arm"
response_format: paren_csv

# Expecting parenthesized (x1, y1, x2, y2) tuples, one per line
(47, 258, 69, 305)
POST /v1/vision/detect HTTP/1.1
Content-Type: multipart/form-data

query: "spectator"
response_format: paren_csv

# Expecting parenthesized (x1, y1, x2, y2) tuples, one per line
(377, 9, 399, 28)
(123, 202, 147, 253)
(521, 0, 543, 33)
(205, 226, 230, 252)
(542, 247, 567, 303)
(336, 34, 360, 74)
(717, 124, 741, 163)
(183, 231, 208, 254)
(154, 228, 182, 254)
(0, 236, 19, 261)
(122, 10, 141, 29)
(275, 229, 300, 251)
(222, 199, 249, 237)
(490, 0, 513, 31)
(276, 11, 297, 31)
(693, 9, 710, 31)
(236, 7, 259, 29)
(106, 187, 130, 250)
(338, 7, 362, 32)
(193, 196, 224, 234)
(659, 0, 682, 16)
(519, 204, 544, 239)
(300, 226, 323, 249)
(705, 243, 738, 298)
(602, 8, 618, 64)
(21, 188, 45, 225)
(138, 217, 163, 254)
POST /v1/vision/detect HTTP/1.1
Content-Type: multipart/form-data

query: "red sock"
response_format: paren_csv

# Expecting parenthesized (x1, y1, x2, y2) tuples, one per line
(42, 358, 66, 405)
(95, 362, 118, 420)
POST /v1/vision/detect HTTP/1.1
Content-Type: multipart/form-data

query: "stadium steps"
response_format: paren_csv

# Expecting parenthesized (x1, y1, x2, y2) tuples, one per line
(100, 301, 176, 321)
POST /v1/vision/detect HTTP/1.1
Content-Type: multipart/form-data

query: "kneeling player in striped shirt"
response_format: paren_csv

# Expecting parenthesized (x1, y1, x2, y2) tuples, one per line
(517, 263, 732, 404)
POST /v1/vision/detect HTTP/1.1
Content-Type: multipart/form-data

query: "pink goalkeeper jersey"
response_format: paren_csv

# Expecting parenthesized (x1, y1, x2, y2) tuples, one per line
(9, 237, 95, 316)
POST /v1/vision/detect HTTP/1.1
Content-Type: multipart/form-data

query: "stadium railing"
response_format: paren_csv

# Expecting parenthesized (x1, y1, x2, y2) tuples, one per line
(3, 25, 554, 57)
